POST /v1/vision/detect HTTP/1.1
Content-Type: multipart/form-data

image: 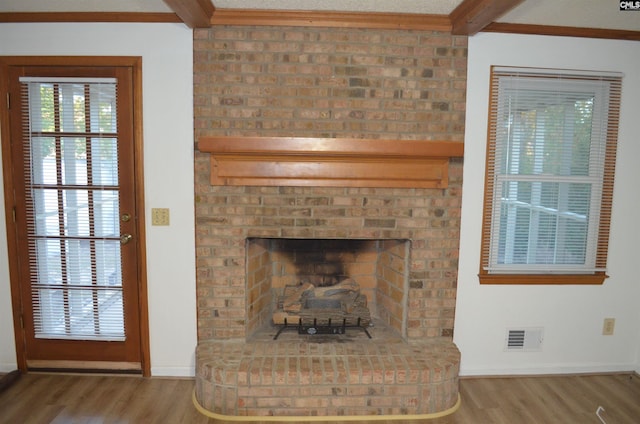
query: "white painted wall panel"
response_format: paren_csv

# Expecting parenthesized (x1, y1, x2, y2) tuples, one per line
(456, 33, 640, 376)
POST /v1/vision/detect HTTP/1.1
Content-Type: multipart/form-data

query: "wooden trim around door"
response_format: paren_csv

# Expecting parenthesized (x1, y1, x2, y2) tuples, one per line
(0, 58, 26, 372)
(130, 58, 151, 377)
(0, 56, 150, 377)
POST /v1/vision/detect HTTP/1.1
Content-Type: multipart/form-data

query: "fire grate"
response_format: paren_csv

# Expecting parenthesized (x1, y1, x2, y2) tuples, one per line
(273, 317, 372, 340)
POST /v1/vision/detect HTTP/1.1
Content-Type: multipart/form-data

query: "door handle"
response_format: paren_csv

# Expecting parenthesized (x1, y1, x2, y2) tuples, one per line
(120, 234, 133, 245)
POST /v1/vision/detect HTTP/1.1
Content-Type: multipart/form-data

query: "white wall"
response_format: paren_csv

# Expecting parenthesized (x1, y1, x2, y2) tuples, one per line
(455, 33, 640, 376)
(0, 23, 197, 376)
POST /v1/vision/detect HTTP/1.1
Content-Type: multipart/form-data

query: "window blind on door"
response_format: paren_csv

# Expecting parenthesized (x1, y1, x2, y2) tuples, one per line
(19, 76, 126, 341)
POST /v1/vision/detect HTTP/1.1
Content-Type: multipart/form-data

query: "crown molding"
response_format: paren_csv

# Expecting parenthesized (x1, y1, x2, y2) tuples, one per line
(483, 22, 640, 41)
(0, 12, 181, 23)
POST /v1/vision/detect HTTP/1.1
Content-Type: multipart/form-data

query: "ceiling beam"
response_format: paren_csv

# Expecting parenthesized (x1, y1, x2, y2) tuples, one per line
(162, 0, 214, 28)
(449, 0, 524, 35)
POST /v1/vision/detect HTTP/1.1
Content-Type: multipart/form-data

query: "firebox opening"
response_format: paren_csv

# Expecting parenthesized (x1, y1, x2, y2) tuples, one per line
(246, 237, 410, 340)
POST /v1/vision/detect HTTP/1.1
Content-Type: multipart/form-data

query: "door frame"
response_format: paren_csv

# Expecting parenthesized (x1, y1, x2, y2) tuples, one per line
(0, 56, 150, 376)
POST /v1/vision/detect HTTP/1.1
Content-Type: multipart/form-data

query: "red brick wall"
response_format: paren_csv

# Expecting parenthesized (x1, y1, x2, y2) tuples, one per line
(193, 26, 467, 341)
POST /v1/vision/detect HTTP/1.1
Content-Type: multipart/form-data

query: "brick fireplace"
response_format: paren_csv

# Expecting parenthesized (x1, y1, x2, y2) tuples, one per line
(193, 140, 464, 417)
(192, 25, 467, 418)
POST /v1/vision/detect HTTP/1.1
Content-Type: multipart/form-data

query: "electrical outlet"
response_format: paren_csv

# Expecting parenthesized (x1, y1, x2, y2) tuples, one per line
(151, 208, 170, 226)
(602, 318, 615, 336)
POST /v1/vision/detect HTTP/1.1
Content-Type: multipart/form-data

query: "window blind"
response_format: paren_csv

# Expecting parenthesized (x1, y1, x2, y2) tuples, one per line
(481, 67, 622, 275)
(19, 76, 126, 341)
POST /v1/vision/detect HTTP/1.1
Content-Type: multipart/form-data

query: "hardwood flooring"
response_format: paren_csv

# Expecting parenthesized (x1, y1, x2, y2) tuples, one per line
(0, 372, 638, 423)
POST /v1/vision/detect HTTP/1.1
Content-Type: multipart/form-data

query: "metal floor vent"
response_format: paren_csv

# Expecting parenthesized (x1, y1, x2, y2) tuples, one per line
(505, 327, 543, 351)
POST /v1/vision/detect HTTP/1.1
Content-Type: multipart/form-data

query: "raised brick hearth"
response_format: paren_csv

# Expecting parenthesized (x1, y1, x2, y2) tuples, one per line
(196, 335, 460, 417)
(193, 25, 466, 418)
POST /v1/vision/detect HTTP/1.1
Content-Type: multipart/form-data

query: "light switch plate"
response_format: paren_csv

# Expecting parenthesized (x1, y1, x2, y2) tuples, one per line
(151, 208, 170, 226)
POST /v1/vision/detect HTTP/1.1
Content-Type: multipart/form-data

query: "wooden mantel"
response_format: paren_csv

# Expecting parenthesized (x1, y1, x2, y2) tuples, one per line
(197, 136, 464, 188)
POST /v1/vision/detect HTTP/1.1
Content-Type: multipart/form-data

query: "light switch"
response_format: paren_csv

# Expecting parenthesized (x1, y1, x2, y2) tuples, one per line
(151, 208, 170, 226)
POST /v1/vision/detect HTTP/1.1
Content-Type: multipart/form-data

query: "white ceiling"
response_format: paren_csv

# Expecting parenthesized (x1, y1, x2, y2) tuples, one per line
(0, 0, 638, 31)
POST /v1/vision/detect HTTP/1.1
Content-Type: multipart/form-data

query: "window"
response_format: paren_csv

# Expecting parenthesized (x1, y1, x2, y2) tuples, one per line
(479, 67, 622, 284)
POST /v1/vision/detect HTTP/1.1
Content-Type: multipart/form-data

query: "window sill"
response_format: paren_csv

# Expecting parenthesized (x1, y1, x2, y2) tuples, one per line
(478, 273, 607, 285)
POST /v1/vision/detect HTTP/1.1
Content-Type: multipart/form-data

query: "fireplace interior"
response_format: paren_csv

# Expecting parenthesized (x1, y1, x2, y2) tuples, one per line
(246, 238, 409, 340)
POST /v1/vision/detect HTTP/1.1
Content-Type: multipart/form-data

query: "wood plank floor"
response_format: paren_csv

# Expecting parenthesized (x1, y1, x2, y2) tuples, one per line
(0, 372, 638, 423)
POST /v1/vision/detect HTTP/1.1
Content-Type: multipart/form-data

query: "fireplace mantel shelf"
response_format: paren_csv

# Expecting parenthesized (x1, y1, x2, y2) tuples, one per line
(197, 136, 464, 188)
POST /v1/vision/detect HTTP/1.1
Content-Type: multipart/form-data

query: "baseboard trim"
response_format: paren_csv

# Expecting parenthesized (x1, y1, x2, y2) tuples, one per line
(460, 370, 638, 380)
(150, 366, 195, 377)
(459, 363, 637, 378)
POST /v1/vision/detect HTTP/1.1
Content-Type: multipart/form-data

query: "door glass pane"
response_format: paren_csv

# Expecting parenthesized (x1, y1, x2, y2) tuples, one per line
(30, 188, 120, 238)
(91, 137, 119, 186)
(21, 77, 124, 341)
(32, 287, 124, 340)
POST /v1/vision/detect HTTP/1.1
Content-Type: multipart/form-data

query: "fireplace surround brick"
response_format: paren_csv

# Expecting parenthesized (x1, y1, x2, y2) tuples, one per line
(193, 25, 466, 418)
(195, 183, 463, 340)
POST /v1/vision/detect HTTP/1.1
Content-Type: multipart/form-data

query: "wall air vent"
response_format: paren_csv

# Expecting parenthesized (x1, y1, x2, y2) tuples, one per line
(505, 327, 543, 352)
